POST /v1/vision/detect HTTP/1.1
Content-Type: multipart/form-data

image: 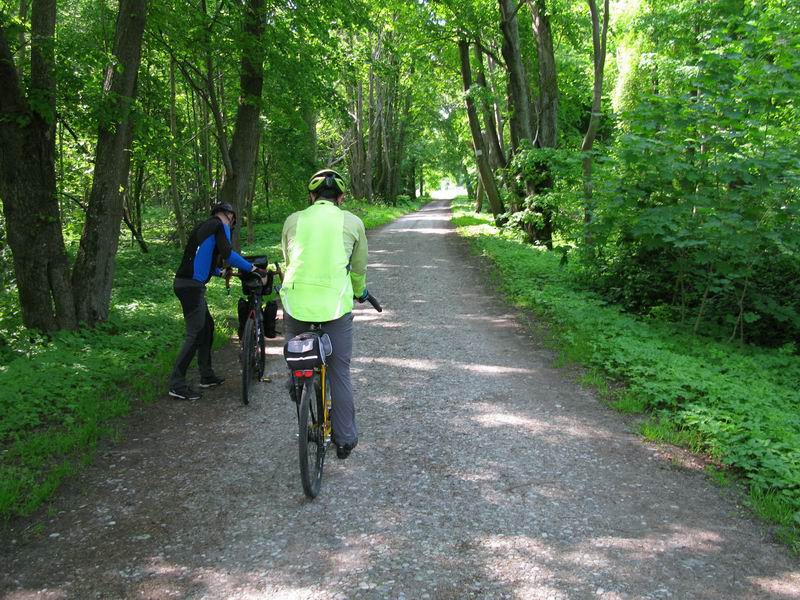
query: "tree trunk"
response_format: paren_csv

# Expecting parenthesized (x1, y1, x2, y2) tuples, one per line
(365, 31, 382, 202)
(498, 0, 533, 152)
(529, 0, 558, 148)
(458, 40, 504, 217)
(72, 0, 147, 325)
(261, 144, 273, 222)
(581, 0, 610, 245)
(0, 1, 77, 331)
(474, 42, 506, 169)
(217, 0, 265, 250)
(486, 53, 506, 156)
(16, 0, 29, 71)
(475, 177, 484, 213)
(169, 58, 187, 247)
(246, 148, 258, 245)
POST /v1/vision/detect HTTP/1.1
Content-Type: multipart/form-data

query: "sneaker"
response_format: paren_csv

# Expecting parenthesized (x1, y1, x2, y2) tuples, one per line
(169, 386, 202, 401)
(335, 439, 358, 460)
(199, 375, 225, 388)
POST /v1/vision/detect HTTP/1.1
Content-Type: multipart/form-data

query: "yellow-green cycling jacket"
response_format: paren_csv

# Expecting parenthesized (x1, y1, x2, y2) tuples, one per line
(280, 200, 368, 323)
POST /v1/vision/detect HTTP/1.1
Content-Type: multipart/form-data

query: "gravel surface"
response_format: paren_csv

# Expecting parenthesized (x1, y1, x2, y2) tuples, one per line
(2, 200, 800, 599)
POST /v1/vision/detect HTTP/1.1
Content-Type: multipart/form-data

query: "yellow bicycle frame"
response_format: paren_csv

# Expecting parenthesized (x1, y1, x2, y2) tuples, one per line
(319, 364, 332, 442)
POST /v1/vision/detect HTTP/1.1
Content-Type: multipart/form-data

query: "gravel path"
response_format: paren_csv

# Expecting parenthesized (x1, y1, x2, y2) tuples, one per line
(2, 200, 800, 599)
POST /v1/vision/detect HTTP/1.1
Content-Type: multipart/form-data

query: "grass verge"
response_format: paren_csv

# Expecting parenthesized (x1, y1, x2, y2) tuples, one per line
(451, 199, 800, 551)
(0, 197, 426, 520)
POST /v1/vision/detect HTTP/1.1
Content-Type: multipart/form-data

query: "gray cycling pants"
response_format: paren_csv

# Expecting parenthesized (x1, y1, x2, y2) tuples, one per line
(284, 311, 358, 445)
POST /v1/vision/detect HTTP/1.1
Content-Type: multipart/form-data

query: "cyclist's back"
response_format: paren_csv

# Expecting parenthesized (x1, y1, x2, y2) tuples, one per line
(280, 170, 369, 459)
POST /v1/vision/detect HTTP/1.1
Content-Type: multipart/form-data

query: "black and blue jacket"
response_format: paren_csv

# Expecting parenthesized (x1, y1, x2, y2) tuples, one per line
(175, 217, 253, 283)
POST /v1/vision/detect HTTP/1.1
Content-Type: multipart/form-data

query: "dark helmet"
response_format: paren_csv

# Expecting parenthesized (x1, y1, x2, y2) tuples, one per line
(307, 169, 346, 195)
(210, 202, 236, 218)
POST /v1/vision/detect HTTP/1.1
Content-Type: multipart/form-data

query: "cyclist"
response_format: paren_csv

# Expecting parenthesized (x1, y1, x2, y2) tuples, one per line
(169, 202, 265, 400)
(280, 169, 369, 459)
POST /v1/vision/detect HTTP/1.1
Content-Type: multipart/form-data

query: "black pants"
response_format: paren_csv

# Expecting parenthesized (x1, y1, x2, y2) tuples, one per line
(169, 278, 215, 389)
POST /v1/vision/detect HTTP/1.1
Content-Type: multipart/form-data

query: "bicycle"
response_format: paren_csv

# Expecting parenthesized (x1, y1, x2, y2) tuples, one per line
(284, 292, 382, 498)
(226, 257, 280, 405)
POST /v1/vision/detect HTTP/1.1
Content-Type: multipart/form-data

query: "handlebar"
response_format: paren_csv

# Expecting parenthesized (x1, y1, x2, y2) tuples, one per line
(224, 259, 282, 296)
(363, 292, 382, 313)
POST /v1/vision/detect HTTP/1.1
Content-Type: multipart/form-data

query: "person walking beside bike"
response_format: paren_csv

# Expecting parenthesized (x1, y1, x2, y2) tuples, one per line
(281, 169, 369, 459)
(169, 202, 264, 400)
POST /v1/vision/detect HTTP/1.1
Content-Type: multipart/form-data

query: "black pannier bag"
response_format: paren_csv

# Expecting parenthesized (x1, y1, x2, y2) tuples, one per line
(263, 300, 278, 338)
(283, 332, 332, 371)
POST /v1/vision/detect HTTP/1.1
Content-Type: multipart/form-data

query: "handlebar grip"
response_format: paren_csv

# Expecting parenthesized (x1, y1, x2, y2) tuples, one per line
(366, 293, 382, 313)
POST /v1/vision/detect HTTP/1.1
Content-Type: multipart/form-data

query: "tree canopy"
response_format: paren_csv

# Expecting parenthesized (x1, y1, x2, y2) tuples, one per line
(0, 0, 797, 346)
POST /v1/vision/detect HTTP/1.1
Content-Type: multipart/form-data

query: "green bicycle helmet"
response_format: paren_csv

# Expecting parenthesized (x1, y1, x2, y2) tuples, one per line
(308, 169, 346, 195)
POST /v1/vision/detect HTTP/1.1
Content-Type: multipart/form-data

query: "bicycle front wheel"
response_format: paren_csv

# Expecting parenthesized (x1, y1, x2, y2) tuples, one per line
(241, 317, 257, 405)
(298, 374, 324, 498)
(256, 323, 266, 380)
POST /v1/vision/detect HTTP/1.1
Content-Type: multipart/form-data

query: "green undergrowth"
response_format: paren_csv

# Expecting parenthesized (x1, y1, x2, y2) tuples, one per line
(451, 199, 800, 551)
(0, 196, 426, 520)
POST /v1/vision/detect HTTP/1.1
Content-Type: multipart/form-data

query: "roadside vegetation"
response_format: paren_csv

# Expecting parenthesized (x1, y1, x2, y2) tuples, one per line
(452, 200, 800, 551)
(0, 198, 424, 520)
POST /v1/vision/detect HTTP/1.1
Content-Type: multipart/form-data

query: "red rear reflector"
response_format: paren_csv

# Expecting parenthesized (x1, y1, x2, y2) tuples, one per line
(294, 370, 303, 377)
(303, 370, 313, 378)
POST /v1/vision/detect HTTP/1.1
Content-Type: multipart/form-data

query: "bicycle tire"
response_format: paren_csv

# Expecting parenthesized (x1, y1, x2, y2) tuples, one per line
(241, 317, 257, 405)
(298, 374, 324, 498)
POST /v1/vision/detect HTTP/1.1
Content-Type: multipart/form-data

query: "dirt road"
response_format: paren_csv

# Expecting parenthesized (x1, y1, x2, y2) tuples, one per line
(2, 201, 799, 599)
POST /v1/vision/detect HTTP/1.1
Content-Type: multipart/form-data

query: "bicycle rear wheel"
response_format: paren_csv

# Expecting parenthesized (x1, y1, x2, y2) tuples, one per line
(298, 374, 325, 498)
(241, 317, 257, 405)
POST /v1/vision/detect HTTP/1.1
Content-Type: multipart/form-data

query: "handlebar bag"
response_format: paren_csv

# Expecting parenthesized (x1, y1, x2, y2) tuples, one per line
(240, 271, 275, 296)
(284, 332, 332, 370)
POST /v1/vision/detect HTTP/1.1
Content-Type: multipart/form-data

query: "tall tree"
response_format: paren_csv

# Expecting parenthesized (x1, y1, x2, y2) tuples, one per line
(217, 0, 265, 248)
(459, 39, 504, 217)
(72, 0, 148, 325)
(0, 1, 77, 330)
(498, 0, 533, 152)
(580, 0, 609, 242)
(529, 0, 557, 148)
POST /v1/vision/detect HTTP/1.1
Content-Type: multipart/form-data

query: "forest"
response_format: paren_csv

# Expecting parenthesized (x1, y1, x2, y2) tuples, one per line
(1, 0, 799, 543)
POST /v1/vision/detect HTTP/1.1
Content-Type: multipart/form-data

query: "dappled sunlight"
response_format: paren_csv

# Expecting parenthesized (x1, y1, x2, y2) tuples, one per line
(469, 402, 621, 446)
(4, 591, 68, 599)
(352, 312, 389, 322)
(325, 536, 375, 574)
(355, 356, 438, 371)
(396, 211, 451, 222)
(128, 561, 314, 600)
(456, 313, 523, 328)
(389, 227, 453, 235)
(473, 411, 548, 433)
(464, 364, 537, 375)
(586, 526, 723, 559)
(750, 573, 800, 597)
(352, 356, 539, 377)
(368, 262, 405, 268)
